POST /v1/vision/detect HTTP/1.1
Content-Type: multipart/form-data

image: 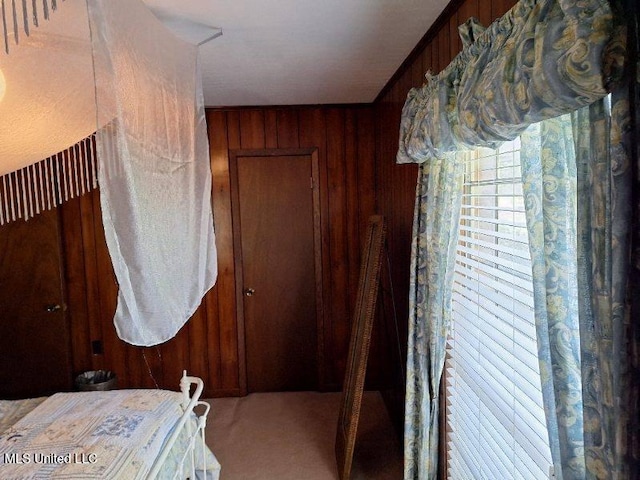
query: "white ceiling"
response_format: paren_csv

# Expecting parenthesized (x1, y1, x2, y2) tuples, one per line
(143, 0, 448, 107)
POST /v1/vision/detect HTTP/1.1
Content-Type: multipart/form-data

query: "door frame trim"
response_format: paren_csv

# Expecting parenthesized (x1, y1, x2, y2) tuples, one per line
(229, 148, 324, 394)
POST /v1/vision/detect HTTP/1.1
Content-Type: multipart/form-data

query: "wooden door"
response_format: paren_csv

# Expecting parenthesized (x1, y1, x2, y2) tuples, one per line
(232, 150, 322, 393)
(0, 209, 72, 398)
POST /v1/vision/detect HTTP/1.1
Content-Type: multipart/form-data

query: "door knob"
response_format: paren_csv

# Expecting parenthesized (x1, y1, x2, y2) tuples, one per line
(244, 288, 255, 297)
(45, 304, 62, 312)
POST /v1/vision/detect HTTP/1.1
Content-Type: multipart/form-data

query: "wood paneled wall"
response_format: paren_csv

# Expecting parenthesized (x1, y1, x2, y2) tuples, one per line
(373, 0, 517, 425)
(59, 105, 391, 397)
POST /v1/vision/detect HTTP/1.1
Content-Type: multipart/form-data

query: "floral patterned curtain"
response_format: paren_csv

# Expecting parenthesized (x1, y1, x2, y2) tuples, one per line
(404, 155, 464, 479)
(397, 0, 636, 478)
(631, 8, 640, 474)
(520, 115, 584, 479)
(518, 88, 636, 480)
(574, 91, 637, 478)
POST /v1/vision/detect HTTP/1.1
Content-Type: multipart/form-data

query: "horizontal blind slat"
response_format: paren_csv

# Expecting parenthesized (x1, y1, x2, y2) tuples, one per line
(458, 231, 532, 260)
(454, 253, 531, 290)
(459, 224, 529, 245)
(454, 268, 536, 319)
(457, 244, 532, 276)
(452, 287, 539, 354)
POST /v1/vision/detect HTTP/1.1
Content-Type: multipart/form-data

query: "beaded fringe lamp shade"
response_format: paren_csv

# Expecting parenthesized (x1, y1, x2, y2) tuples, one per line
(0, 0, 98, 221)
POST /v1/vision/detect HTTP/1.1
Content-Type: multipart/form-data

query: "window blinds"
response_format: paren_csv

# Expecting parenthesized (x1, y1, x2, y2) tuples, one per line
(446, 139, 553, 479)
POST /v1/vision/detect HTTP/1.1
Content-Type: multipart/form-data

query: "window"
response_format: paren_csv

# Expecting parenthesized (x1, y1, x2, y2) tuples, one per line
(445, 139, 553, 479)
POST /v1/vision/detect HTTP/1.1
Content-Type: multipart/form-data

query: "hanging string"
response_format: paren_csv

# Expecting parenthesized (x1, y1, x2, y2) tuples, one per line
(0, 133, 97, 224)
(1, 0, 64, 54)
(141, 347, 162, 390)
(384, 241, 406, 386)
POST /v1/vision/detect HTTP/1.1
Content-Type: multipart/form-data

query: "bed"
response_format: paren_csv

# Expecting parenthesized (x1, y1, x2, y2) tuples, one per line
(0, 372, 221, 479)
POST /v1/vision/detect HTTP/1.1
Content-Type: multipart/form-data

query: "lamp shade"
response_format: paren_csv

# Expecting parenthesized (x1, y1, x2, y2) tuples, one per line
(0, 0, 96, 176)
(0, 0, 221, 177)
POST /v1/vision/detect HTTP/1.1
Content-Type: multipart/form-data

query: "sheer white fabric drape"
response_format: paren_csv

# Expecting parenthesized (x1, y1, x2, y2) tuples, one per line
(87, 0, 217, 346)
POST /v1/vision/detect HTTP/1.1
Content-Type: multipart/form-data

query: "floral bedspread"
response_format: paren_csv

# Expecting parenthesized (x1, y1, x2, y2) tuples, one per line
(0, 390, 220, 479)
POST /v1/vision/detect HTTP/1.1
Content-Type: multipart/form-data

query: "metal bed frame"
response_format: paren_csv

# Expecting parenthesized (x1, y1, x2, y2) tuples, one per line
(147, 371, 213, 479)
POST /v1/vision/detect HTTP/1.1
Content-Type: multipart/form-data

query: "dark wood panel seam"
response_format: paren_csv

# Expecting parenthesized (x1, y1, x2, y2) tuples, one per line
(231, 148, 317, 157)
(207, 104, 373, 111)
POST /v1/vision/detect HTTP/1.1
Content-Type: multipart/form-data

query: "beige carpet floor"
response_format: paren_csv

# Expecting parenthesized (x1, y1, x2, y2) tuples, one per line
(204, 391, 403, 480)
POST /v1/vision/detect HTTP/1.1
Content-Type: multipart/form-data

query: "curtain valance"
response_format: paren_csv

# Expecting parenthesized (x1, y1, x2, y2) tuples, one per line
(397, 0, 625, 164)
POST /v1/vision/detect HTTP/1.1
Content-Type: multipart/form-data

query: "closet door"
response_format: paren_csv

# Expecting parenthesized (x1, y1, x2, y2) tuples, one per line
(0, 208, 72, 398)
(231, 150, 322, 393)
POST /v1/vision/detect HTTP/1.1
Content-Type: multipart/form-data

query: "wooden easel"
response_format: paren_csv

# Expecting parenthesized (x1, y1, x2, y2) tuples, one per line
(335, 215, 387, 480)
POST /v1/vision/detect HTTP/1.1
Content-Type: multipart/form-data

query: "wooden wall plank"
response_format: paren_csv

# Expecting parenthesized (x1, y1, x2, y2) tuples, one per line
(492, 0, 513, 18)
(344, 109, 360, 315)
(298, 107, 331, 389)
(438, 25, 451, 70)
(205, 110, 226, 393)
(325, 108, 350, 387)
(264, 109, 278, 149)
(356, 107, 390, 388)
(276, 109, 299, 149)
(59, 196, 92, 376)
(188, 305, 209, 385)
(478, 0, 493, 28)
(411, 51, 424, 89)
(355, 109, 376, 235)
(449, 13, 460, 61)
(227, 111, 241, 150)
(239, 110, 266, 149)
(161, 327, 189, 388)
(204, 286, 222, 392)
(127, 347, 143, 389)
(78, 192, 104, 372)
(422, 43, 433, 77)
(431, 32, 441, 73)
(90, 191, 128, 387)
(208, 110, 240, 395)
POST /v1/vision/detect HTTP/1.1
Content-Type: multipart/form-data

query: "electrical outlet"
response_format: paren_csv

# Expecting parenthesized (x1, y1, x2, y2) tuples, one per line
(91, 340, 103, 355)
